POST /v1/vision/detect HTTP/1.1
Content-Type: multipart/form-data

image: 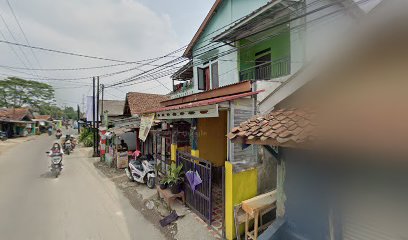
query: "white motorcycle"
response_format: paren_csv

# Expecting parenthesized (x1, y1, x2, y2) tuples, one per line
(63, 140, 72, 155)
(125, 154, 156, 189)
(47, 152, 63, 178)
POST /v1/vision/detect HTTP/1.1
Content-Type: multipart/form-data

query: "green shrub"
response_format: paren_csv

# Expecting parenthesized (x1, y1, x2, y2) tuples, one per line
(79, 127, 94, 147)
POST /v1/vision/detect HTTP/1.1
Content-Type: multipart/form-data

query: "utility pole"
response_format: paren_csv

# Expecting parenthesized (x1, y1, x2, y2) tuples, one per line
(92, 77, 97, 157)
(96, 76, 100, 156)
(77, 104, 80, 134)
(101, 84, 104, 124)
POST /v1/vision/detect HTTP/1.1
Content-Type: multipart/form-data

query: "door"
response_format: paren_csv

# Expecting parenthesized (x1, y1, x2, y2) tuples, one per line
(255, 54, 271, 80)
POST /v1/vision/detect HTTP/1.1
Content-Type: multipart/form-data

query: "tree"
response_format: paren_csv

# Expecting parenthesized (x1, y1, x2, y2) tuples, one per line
(0, 77, 55, 109)
(63, 106, 78, 120)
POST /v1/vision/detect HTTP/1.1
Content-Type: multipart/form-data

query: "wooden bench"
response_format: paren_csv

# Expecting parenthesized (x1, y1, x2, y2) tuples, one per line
(157, 187, 185, 209)
(242, 190, 277, 240)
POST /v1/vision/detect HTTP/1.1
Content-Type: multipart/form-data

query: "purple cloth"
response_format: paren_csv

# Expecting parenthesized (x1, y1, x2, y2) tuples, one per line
(186, 170, 202, 193)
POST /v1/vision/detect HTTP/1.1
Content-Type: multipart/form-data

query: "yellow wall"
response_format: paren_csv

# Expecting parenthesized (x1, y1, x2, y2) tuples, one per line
(225, 162, 258, 240)
(197, 111, 227, 167)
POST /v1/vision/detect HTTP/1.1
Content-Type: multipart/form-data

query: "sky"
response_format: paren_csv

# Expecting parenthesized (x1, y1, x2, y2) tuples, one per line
(0, 0, 215, 108)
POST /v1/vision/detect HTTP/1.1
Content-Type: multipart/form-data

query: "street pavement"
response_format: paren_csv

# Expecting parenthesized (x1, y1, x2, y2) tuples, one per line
(0, 130, 165, 240)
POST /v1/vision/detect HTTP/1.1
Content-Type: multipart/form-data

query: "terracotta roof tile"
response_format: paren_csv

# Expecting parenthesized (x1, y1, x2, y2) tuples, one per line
(0, 108, 33, 121)
(227, 108, 314, 147)
(126, 92, 169, 115)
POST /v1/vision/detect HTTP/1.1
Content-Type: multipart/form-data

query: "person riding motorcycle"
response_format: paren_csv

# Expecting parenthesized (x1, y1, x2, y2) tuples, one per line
(49, 142, 64, 156)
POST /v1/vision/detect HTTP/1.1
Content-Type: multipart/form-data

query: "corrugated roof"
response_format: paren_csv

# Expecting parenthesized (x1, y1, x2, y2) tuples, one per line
(99, 100, 125, 116)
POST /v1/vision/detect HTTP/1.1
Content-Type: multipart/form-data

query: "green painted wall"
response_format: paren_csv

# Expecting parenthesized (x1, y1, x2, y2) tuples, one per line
(238, 26, 290, 74)
(193, 0, 270, 54)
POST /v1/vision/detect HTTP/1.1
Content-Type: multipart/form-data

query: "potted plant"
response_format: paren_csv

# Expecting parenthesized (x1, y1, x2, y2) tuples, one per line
(167, 163, 184, 194)
(159, 178, 169, 190)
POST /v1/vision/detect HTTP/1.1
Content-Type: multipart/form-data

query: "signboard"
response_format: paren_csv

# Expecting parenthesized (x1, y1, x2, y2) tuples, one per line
(139, 113, 155, 142)
(116, 151, 128, 169)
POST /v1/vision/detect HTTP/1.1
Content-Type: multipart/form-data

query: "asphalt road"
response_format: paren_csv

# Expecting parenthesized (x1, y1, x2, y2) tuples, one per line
(0, 130, 164, 240)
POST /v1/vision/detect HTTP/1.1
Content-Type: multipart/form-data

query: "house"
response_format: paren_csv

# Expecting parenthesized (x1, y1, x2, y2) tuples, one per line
(227, 1, 408, 239)
(123, 92, 169, 117)
(0, 108, 35, 137)
(98, 100, 125, 127)
(210, 0, 368, 114)
(32, 115, 53, 133)
(145, 1, 298, 238)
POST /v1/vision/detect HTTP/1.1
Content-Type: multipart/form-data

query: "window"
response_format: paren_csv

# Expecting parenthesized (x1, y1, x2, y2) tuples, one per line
(198, 67, 210, 90)
(211, 62, 219, 89)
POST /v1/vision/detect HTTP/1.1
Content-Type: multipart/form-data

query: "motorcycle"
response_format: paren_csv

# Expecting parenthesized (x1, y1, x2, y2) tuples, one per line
(0, 131, 7, 141)
(125, 153, 156, 189)
(47, 128, 52, 136)
(56, 131, 62, 139)
(47, 152, 63, 178)
(63, 140, 72, 155)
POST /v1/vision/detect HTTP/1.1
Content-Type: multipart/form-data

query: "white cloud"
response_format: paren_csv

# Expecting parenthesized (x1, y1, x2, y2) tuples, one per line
(0, 0, 180, 107)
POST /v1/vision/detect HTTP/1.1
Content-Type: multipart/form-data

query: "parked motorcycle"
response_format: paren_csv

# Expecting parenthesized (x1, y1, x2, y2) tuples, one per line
(0, 131, 7, 141)
(125, 153, 156, 189)
(47, 152, 63, 178)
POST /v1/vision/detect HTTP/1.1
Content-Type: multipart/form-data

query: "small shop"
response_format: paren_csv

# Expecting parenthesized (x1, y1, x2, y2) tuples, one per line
(100, 117, 140, 168)
(144, 81, 262, 238)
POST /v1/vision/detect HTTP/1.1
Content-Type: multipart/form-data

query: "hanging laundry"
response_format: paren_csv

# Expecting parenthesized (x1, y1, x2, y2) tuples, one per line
(186, 170, 202, 193)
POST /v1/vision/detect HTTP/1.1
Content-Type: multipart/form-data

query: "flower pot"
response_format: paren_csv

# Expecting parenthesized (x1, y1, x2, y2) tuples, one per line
(170, 183, 181, 194)
(159, 182, 168, 190)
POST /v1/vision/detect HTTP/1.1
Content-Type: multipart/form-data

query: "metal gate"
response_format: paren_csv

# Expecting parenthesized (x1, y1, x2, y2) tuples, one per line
(177, 151, 212, 225)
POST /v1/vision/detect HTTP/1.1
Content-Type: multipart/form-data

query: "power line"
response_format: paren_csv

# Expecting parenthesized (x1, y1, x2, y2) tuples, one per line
(0, 28, 29, 69)
(106, 0, 372, 89)
(0, 38, 186, 64)
(104, 0, 341, 88)
(6, 0, 43, 72)
(0, 11, 37, 75)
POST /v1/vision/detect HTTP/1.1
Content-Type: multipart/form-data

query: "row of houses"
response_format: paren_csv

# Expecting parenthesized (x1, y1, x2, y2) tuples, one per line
(0, 107, 60, 137)
(98, 1, 407, 239)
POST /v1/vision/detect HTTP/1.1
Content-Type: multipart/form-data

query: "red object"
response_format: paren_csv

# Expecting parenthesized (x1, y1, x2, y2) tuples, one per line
(99, 129, 107, 156)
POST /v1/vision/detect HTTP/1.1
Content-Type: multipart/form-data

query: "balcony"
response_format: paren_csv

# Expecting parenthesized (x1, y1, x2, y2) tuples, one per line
(239, 56, 290, 81)
(170, 61, 196, 99)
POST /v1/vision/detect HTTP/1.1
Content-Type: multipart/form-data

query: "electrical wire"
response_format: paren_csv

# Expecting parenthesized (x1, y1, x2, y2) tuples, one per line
(6, 0, 43, 72)
(0, 39, 186, 64)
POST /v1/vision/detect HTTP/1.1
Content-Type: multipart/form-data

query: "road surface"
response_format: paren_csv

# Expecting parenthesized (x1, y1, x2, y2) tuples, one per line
(0, 131, 165, 240)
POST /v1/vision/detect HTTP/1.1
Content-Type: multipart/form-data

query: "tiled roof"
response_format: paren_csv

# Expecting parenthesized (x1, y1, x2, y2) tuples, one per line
(126, 92, 169, 115)
(227, 108, 315, 147)
(35, 115, 52, 120)
(0, 108, 33, 121)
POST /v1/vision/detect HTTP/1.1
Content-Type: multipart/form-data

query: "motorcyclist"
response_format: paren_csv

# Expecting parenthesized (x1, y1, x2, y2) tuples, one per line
(49, 142, 63, 156)
(48, 142, 64, 170)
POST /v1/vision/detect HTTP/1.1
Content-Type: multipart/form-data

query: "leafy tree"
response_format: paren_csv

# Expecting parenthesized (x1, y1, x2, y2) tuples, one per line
(0, 77, 80, 120)
(63, 106, 78, 120)
(0, 77, 55, 109)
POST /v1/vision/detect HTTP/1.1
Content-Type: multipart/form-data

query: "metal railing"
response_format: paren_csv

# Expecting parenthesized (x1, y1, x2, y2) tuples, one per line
(239, 56, 291, 81)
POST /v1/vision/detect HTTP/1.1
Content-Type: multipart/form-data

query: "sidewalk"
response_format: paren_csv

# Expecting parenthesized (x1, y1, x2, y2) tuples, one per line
(86, 148, 218, 240)
(0, 135, 39, 155)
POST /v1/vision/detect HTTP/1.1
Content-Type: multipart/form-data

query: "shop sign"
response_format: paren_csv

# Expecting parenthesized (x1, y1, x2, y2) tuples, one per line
(139, 113, 155, 142)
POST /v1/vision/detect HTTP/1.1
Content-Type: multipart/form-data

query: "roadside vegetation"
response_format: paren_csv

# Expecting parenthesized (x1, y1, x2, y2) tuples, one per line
(79, 128, 94, 147)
